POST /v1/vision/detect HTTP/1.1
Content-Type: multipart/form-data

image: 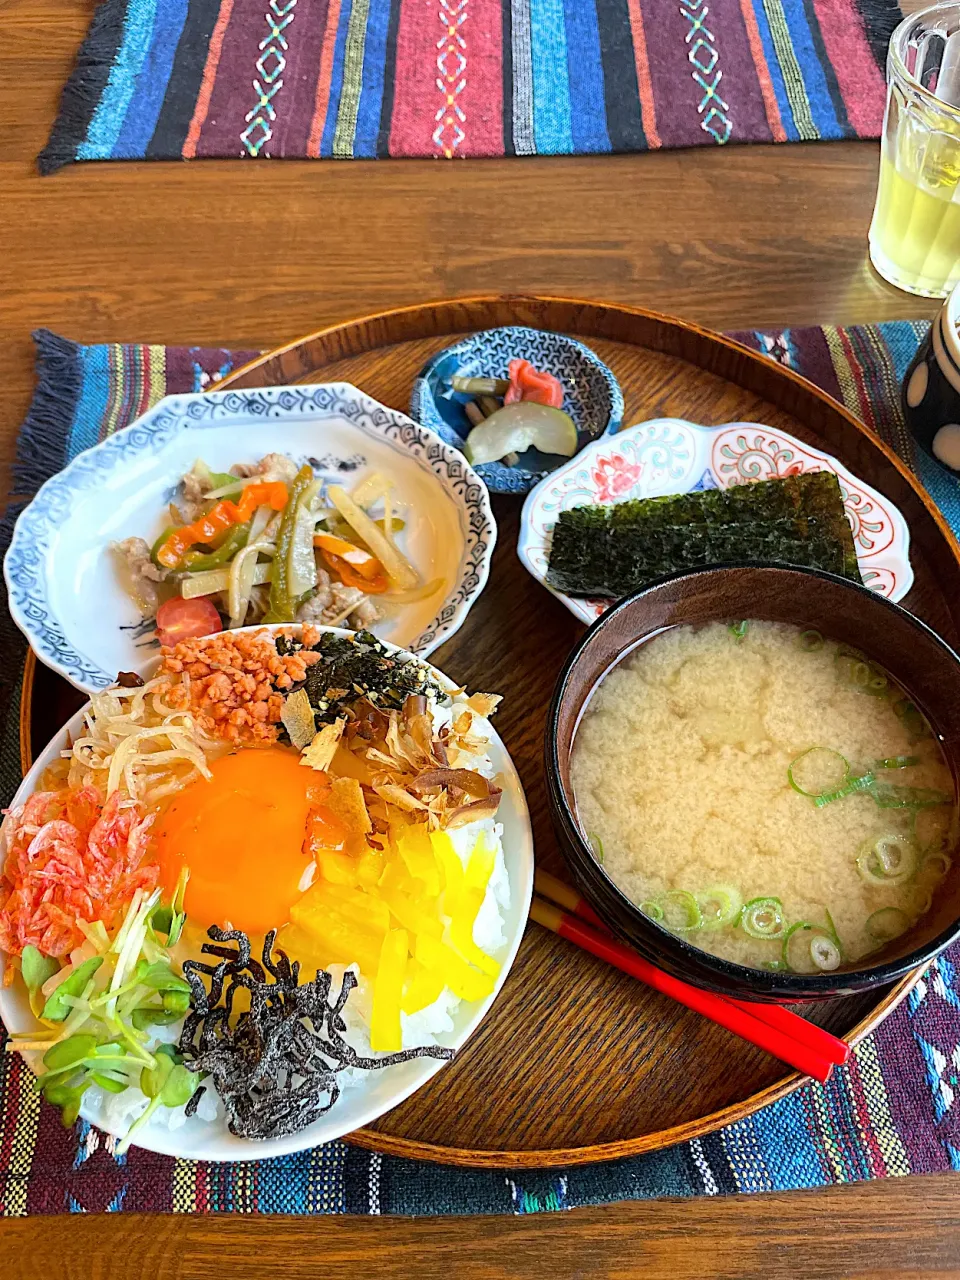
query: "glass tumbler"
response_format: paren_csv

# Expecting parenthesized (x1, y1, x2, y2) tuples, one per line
(869, 2, 960, 298)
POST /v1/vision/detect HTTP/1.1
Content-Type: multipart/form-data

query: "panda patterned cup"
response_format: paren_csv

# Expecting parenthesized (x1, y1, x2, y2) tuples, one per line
(903, 282, 960, 473)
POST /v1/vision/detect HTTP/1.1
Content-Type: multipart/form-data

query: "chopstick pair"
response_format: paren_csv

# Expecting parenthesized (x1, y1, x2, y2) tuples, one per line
(532, 869, 849, 1084)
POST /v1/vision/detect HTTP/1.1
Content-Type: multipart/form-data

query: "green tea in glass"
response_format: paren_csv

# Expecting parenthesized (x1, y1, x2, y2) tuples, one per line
(870, 3, 960, 297)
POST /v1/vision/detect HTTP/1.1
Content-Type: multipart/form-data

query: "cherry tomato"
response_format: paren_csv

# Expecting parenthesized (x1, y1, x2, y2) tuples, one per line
(155, 597, 223, 648)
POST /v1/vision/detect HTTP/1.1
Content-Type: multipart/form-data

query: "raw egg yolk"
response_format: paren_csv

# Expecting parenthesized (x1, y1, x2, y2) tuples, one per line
(155, 747, 318, 936)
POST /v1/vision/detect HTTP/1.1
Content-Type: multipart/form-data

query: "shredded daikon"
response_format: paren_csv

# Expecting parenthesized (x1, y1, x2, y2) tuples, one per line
(66, 679, 225, 805)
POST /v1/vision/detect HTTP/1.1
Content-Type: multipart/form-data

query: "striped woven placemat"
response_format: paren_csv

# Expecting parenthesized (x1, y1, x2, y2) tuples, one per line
(3, 322, 960, 1215)
(38, 0, 900, 171)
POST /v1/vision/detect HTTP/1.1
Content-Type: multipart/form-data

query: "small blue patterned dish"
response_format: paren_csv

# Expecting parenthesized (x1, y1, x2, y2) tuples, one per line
(410, 326, 624, 494)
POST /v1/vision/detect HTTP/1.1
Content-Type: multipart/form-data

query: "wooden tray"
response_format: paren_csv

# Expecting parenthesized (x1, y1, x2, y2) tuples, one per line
(22, 296, 960, 1170)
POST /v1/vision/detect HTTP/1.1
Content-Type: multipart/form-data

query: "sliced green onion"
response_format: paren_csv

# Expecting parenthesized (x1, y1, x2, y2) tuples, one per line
(922, 850, 953, 880)
(729, 621, 749, 641)
(696, 885, 743, 931)
(892, 698, 931, 741)
(835, 648, 890, 697)
(781, 922, 813, 971)
(798, 629, 824, 652)
(762, 959, 787, 971)
(867, 907, 911, 942)
(856, 834, 917, 886)
(813, 770, 876, 809)
(913, 807, 953, 854)
(810, 935, 842, 971)
(588, 833, 605, 864)
(639, 900, 664, 923)
(874, 755, 921, 771)
(868, 784, 952, 810)
(741, 897, 785, 939)
(660, 890, 703, 933)
(788, 747, 849, 798)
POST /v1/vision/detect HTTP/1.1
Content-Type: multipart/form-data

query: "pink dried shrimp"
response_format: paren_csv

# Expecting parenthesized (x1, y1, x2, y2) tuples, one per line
(0, 786, 158, 964)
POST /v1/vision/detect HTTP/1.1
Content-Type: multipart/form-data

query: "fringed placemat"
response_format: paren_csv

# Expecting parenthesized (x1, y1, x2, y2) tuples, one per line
(38, 0, 901, 172)
(3, 322, 960, 1216)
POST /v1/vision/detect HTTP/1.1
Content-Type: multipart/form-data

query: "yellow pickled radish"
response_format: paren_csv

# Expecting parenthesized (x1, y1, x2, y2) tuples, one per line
(282, 919, 382, 974)
(315, 850, 358, 886)
(356, 849, 385, 887)
(380, 883, 444, 939)
(414, 934, 495, 1003)
(371, 928, 408, 1051)
(401, 960, 446, 1015)
(295, 880, 391, 933)
(396, 824, 441, 894)
(449, 834, 499, 978)
(431, 830, 464, 915)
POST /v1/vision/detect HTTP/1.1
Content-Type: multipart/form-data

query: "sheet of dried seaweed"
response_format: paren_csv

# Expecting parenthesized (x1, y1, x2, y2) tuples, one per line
(179, 926, 454, 1140)
(546, 473, 861, 598)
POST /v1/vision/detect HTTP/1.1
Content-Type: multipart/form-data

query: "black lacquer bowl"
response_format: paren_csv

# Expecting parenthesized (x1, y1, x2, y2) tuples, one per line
(545, 564, 960, 1003)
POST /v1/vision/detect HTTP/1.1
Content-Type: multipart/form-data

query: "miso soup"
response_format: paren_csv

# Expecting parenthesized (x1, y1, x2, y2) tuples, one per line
(570, 620, 956, 973)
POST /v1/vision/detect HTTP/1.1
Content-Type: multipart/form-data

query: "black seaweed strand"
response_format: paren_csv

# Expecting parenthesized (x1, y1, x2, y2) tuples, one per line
(179, 925, 454, 1141)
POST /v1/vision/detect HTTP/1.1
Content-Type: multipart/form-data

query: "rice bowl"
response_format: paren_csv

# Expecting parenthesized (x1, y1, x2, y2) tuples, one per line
(0, 625, 533, 1161)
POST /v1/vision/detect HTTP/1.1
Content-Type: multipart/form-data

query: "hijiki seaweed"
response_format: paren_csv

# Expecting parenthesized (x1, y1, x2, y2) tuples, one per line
(179, 926, 455, 1140)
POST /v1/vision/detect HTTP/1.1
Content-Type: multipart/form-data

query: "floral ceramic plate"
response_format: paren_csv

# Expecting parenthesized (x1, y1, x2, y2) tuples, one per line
(410, 326, 624, 494)
(5, 383, 497, 694)
(518, 418, 914, 623)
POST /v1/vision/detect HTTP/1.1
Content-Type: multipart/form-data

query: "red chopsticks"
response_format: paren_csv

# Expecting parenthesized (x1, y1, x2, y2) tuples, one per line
(532, 869, 849, 1083)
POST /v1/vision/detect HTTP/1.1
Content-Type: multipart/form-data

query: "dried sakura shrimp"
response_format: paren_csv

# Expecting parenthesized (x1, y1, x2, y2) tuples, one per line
(0, 786, 158, 964)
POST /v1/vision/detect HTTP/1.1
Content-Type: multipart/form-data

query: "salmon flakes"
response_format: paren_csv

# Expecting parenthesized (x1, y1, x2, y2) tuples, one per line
(161, 627, 323, 744)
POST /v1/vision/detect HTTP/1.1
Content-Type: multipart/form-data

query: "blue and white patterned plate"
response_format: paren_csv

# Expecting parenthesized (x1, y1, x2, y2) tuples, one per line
(410, 326, 624, 494)
(518, 418, 914, 622)
(4, 383, 497, 693)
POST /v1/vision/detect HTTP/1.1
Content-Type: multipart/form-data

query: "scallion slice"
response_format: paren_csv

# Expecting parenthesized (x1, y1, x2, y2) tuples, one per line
(866, 907, 910, 942)
(868, 783, 952, 810)
(874, 755, 921, 771)
(788, 747, 849, 798)
(892, 697, 931, 741)
(588, 832, 605, 864)
(729, 621, 749, 641)
(856, 834, 917, 886)
(640, 900, 665, 923)
(696, 885, 743, 932)
(836, 648, 890, 697)
(798, 629, 824, 652)
(741, 897, 785, 939)
(781, 922, 813, 970)
(922, 850, 953, 880)
(810, 935, 842, 971)
(813, 770, 876, 809)
(660, 890, 703, 933)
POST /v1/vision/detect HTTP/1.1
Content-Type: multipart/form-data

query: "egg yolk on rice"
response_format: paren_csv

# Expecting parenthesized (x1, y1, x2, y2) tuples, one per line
(155, 746, 319, 935)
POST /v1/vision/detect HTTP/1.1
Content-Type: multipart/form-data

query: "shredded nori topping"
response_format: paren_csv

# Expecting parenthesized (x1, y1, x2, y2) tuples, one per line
(179, 926, 454, 1140)
(546, 473, 862, 598)
(281, 629, 445, 725)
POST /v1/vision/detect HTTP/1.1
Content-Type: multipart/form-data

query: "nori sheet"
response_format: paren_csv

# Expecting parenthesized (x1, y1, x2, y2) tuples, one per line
(546, 473, 862, 598)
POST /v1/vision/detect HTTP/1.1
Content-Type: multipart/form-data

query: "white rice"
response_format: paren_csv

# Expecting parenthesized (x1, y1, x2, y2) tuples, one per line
(81, 695, 510, 1138)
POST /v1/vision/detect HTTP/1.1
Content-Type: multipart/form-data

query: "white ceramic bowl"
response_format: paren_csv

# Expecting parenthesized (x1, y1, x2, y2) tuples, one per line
(518, 418, 914, 622)
(4, 383, 496, 693)
(0, 625, 534, 1161)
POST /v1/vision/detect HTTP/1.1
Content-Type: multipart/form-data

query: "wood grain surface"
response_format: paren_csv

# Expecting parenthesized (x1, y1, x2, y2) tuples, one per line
(4, 0, 960, 1267)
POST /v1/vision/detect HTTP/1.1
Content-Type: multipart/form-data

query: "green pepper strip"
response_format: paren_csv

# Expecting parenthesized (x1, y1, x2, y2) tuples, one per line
(181, 521, 251, 571)
(263, 464, 313, 623)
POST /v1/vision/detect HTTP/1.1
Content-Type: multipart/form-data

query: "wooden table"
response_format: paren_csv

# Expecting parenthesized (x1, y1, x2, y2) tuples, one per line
(2, 0, 958, 1274)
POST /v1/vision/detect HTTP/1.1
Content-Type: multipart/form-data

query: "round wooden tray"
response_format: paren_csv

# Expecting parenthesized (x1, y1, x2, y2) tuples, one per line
(23, 296, 960, 1170)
